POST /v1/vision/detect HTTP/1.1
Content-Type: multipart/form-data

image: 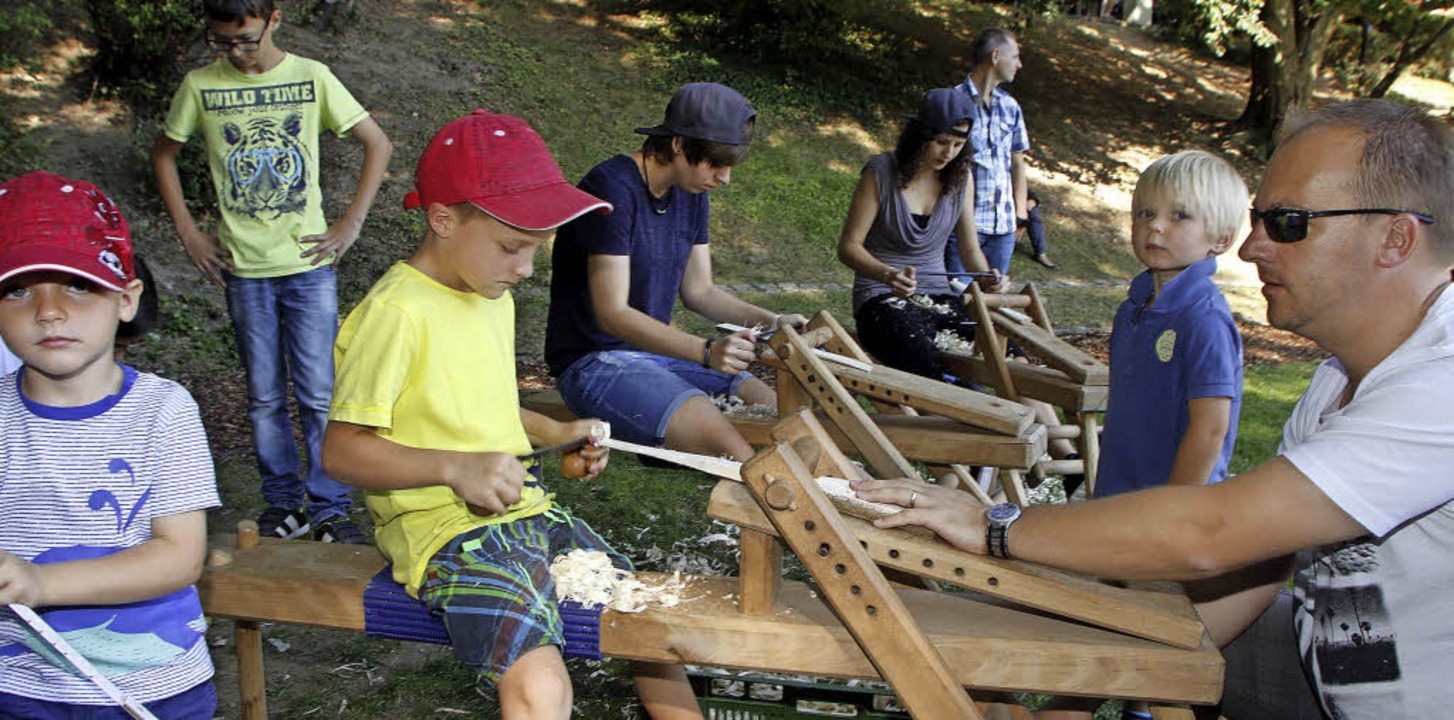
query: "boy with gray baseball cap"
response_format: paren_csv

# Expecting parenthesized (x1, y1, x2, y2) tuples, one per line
(546, 82, 806, 465)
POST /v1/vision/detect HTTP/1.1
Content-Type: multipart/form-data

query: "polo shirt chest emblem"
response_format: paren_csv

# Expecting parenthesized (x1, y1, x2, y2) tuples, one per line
(1155, 329, 1177, 362)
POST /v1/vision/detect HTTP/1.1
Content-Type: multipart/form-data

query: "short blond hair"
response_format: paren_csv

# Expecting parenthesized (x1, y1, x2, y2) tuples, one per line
(1132, 150, 1249, 248)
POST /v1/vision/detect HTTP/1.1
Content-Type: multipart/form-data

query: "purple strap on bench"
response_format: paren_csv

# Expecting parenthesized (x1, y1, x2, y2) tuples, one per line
(363, 567, 451, 645)
(362, 567, 604, 659)
(558, 600, 603, 660)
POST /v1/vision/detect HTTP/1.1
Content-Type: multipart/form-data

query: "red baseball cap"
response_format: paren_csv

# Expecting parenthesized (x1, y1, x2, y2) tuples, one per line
(0, 171, 135, 293)
(404, 110, 611, 231)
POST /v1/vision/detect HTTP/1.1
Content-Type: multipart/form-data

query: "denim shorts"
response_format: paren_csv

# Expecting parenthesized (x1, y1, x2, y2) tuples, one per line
(556, 350, 751, 445)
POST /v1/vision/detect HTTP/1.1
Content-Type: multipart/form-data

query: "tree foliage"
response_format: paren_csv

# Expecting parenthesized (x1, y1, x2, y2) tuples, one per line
(85, 0, 201, 111)
(1339, 0, 1454, 97)
(641, 0, 910, 62)
(1174, 0, 1453, 146)
(0, 1, 53, 72)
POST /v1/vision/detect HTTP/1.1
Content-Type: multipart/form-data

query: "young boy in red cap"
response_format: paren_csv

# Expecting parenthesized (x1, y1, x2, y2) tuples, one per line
(0, 172, 220, 716)
(321, 111, 701, 719)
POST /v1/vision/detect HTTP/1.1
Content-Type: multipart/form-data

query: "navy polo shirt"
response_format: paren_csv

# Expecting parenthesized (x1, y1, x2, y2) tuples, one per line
(1096, 257, 1244, 497)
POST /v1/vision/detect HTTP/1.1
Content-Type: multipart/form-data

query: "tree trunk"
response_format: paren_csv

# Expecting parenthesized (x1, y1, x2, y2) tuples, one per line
(1368, 18, 1454, 98)
(1239, 0, 1344, 149)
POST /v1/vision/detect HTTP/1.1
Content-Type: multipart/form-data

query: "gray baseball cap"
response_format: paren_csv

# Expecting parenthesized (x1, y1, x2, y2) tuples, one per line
(907, 88, 973, 137)
(635, 82, 756, 145)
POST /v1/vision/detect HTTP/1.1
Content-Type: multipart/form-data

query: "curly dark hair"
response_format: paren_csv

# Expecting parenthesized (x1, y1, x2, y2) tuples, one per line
(893, 118, 971, 197)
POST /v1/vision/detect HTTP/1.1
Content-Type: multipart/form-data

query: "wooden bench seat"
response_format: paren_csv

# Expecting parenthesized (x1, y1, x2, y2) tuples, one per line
(199, 534, 1222, 707)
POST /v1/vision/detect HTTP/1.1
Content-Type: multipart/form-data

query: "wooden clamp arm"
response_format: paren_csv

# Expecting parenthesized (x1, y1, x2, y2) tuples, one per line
(741, 434, 982, 719)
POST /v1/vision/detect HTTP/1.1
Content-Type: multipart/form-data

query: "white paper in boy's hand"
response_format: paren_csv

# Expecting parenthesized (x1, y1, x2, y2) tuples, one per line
(2, 604, 158, 720)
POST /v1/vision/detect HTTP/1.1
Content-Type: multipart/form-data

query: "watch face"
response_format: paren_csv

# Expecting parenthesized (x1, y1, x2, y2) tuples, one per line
(987, 502, 1021, 524)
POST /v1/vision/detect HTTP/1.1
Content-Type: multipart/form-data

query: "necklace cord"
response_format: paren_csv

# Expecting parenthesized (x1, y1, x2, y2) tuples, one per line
(642, 157, 672, 215)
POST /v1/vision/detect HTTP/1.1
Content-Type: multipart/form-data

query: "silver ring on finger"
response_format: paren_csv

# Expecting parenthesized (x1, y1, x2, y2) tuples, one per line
(909, 490, 919, 508)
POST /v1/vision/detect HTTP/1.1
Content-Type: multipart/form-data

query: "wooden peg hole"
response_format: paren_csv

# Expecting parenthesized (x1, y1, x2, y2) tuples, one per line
(921, 558, 934, 568)
(888, 549, 900, 559)
(834, 563, 847, 575)
(850, 585, 861, 595)
(866, 605, 877, 615)
(818, 542, 832, 557)
(954, 567, 965, 577)
(988, 577, 1000, 586)
(804, 520, 816, 532)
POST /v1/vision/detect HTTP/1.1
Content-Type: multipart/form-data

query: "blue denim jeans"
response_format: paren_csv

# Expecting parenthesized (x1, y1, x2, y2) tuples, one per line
(944, 231, 1016, 276)
(224, 267, 351, 522)
(556, 350, 750, 446)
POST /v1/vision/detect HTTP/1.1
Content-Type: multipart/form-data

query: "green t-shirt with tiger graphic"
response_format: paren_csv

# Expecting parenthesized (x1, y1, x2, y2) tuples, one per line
(163, 53, 368, 278)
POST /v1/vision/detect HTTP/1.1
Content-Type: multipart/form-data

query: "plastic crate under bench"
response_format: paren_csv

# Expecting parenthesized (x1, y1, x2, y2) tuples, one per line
(689, 668, 910, 719)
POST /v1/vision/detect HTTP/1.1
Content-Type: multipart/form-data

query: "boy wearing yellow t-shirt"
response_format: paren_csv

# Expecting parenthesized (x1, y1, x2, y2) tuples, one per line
(322, 111, 701, 719)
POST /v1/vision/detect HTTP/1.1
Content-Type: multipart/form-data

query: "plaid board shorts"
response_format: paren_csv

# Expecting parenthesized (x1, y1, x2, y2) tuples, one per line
(419, 506, 631, 685)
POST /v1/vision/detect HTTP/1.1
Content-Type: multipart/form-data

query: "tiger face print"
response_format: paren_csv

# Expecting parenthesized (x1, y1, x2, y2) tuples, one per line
(221, 113, 310, 220)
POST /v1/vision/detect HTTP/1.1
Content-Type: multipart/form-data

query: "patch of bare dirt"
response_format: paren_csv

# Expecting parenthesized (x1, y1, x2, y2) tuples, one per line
(1061, 320, 1329, 366)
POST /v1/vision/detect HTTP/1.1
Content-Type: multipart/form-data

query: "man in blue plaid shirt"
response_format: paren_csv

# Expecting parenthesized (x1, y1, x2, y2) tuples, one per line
(945, 28, 1037, 284)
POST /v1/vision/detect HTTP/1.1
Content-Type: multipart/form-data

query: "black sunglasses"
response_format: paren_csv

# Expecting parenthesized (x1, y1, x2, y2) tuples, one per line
(1250, 207, 1436, 244)
(205, 18, 272, 53)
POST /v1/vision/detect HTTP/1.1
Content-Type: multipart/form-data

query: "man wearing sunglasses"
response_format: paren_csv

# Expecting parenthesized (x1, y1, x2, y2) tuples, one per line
(151, 0, 391, 546)
(856, 99, 1454, 720)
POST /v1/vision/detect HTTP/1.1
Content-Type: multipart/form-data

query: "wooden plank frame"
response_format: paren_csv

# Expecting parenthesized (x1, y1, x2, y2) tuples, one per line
(706, 478, 1207, 651)
(829, 362, 1035, 437)
(739, 433, 982, 718)
(203, 534, 1224, 708)
(766, 324, 920, 481)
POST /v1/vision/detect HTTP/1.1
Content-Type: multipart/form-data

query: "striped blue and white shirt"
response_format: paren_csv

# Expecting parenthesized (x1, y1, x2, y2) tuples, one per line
(955, 79, 1030, 236)
(0, 365, 219, 706)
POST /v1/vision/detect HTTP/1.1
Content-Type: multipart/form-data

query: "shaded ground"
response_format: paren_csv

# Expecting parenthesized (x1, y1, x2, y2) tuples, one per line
(1063, 320, 1329, 366)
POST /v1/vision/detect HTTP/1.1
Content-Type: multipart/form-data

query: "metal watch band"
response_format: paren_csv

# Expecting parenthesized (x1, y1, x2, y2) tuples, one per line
(987, 524, 1011, 559)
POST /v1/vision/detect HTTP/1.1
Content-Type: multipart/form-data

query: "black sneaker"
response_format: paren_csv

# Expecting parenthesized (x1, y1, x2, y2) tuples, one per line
(256, 507, 310, 539)
(314, 516, 368, 545)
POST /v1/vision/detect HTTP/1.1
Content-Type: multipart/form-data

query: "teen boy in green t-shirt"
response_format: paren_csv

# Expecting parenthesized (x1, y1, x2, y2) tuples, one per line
(151, 0, 391, 544)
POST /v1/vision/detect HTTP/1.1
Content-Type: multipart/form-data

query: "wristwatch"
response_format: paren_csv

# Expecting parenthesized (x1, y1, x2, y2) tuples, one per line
(985, 502, 1022, 559)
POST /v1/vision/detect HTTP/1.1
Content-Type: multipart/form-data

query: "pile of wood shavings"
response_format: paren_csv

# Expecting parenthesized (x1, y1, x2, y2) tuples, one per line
(549, 549, 686, 613)
(933, 329, 972, 352)
(908, 294, 954, 315)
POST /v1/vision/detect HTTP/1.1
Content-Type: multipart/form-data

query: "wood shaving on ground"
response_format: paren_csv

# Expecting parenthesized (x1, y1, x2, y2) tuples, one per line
(550, 549, 687, 613)
(711, 393, 777, 419)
